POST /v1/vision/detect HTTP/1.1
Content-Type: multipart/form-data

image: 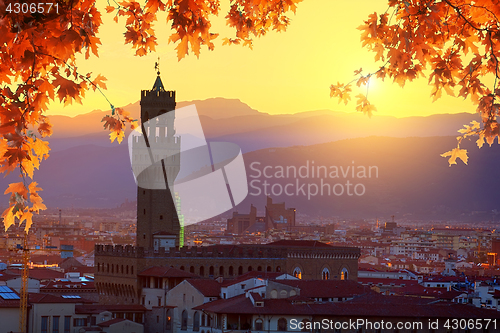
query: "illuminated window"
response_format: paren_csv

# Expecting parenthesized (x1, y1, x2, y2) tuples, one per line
(340, 268, 348, 280)
(293, 267, 302, 279)
(322, 268, 330, 280)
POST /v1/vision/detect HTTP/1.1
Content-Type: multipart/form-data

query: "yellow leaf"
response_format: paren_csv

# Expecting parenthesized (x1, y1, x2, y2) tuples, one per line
(1, 206, 15, 231)
(32, 138, 51, 160)
(4, 182, 28, 198)
(441, 147, 468, 166)
(477, 133, 485, 148)
(110, 130, 125, 144)
(21, 160, 35, 179)
(19, 210, 33, 232)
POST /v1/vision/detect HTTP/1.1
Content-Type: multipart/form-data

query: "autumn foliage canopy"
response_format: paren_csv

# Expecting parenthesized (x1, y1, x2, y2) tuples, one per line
(0, 0, 302, 232)
(331, 0, 500, 166)
(0, 0, 499, 232)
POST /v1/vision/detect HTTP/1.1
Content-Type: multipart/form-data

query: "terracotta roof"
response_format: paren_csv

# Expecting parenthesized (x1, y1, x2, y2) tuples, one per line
(423, 276, 466, 283)
(138, 266, 199, 278)
(59, 257, 84, 269)
(195, 293, 500, 318)
(266, 240, 333, 248)
(28, 293, 94, 304)
(358, 278, 421, 286)
(489, 290, 500, 299)
(221, 271, 284, 287)
(98, 318, 126, 327)
(394, 284, 455, 298)
(0, 271, 20, 282)
(276, 280, 374, 298)
(28, 268, 65, 280)
(75, 304, 148, 314)
(67, 266, 95, 275)
(186, 279, 221, 297)
(250, 292, 263, 301)
(41, 280, 95, 291)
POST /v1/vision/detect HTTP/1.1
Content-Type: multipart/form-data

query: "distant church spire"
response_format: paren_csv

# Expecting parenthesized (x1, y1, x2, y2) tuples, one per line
(152, 57, 165, 92)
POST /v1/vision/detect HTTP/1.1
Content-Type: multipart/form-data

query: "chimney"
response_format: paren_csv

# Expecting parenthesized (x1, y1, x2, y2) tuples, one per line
(59, 209, 62, 225)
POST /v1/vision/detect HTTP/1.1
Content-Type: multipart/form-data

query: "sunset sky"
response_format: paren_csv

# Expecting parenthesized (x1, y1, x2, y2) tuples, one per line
(46, 0, 478, 118)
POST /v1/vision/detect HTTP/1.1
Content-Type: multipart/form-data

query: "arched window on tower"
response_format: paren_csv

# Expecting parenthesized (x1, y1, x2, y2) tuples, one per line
(293, 267, 302, 279)
(340, 268, 349, 280)
(322, 267, 330, 280)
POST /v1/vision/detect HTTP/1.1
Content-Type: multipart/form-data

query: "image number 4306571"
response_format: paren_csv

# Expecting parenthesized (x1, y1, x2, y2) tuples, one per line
(6, 2, 59, 15)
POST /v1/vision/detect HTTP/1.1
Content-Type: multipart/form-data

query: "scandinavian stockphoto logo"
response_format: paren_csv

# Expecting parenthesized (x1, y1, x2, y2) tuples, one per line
(128, 105, 248, 226)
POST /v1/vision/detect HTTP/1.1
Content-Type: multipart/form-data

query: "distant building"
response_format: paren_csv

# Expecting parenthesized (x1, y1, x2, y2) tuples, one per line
(226, 197, 295, 234)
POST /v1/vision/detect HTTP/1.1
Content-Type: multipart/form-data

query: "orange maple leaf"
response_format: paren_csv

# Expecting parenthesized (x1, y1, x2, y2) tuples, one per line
(441, 147, 469, 166)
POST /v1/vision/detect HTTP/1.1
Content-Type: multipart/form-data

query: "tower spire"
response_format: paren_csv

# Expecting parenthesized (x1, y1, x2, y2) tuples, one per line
(152, 57, 165, 92)
(155, 57, 160, 76)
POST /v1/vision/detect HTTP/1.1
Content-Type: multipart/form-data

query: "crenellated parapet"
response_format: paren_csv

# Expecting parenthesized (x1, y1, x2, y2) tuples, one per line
(95, 244, 359, 260)
(140, 89, 176, 101)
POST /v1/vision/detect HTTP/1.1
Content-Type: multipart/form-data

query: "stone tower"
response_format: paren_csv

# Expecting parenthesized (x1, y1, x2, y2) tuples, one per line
(136, 70, 181, 248)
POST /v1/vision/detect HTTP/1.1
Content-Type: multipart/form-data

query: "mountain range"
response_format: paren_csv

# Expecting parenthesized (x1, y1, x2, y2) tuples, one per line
(47, 97, 478, 152)
(2, 98, 498, 220)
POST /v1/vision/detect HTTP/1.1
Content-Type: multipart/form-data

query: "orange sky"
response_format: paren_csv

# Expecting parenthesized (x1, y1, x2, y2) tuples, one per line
(46, 0, 478, 118)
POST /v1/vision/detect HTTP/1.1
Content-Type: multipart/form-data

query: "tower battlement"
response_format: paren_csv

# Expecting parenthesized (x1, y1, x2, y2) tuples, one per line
(94, 244, 360, 260)
(140, 89, 176, 100)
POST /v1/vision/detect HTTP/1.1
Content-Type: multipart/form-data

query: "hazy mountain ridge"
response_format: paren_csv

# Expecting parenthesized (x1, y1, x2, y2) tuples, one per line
(2, 135, 499, 220)
(14, 97, 496, 217)
(47, 97, 479, 153)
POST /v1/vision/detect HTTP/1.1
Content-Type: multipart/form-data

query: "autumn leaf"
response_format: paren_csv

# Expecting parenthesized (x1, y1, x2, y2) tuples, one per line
(4, 182, 28, 199)
(19, 210, 33, 232)
(110, 130, 125, 144)
(441, 147, 469, 166)
(355, 94, 376, 117)
(29, 182, 46, 213)
(92, 74, 107, 91)
(1, 206, 15, 231)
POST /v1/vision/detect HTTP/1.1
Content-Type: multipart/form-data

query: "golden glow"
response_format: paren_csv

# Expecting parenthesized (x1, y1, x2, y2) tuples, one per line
(45, 0, 477, 118)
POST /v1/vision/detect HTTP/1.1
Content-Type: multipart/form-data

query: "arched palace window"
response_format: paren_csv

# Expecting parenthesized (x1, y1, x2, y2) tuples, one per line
(322, 267, 330, 280)
(293, 267, 302, 279)
(340, 268, 349, 280)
